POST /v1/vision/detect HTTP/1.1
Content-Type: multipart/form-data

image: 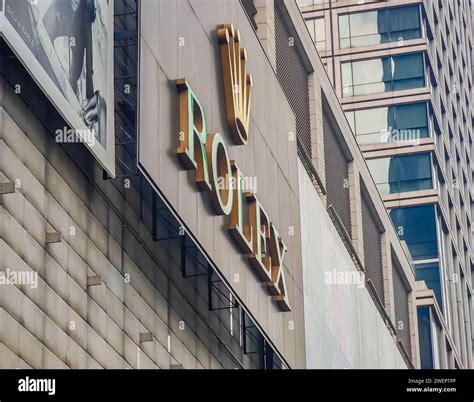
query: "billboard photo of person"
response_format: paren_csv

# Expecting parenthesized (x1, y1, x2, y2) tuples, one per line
(1, 0, 112, 155)
(41, 0, 107, 146)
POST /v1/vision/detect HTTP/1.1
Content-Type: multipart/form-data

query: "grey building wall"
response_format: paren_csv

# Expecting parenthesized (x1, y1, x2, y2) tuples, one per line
(298, 159, 407, 368)
(138, 0, 305, 368)
(0, 72, 263, 369)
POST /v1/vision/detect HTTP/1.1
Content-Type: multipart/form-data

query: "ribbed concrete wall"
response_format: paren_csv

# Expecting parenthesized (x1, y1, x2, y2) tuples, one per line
(0, 75, 254, 369)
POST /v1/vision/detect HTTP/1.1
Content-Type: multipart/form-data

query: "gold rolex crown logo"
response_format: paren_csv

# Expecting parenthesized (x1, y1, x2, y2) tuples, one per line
(218, 23, 253, 146)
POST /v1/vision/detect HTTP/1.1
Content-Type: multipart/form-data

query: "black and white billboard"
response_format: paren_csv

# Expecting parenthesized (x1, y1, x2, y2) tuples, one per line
(0, 0, 115, 176)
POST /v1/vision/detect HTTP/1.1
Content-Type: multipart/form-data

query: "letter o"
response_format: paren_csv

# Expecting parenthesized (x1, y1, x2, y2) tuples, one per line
(206, 133, 233, 215)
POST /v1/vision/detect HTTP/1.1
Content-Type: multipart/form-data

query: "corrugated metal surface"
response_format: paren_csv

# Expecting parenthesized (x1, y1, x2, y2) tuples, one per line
(361, 193, 384, 304)
(323, 111, 352, 237)
(392, 257, 412, 359)
(274, 5, 312, 157)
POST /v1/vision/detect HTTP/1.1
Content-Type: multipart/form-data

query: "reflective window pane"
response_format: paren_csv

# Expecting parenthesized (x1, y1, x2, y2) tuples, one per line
(314, 18, 326, 51)
(390, 204, 439, 260)
(389, 5, 421, 41)
(355, 106, 389, 138)
(392, 54, 425, 90)
(339, 14, 350, 39)
(347, 102, 429, 144)
(367, 153, 433, 195)
(341, 62, 353, 96)
(339, 5, 421, 48)
(397, 153, 432, 192)
(305, 19, 315, 41)
(396, 102, 427, 128)
(367, 157, 392, 194)
(306, 18, 326, 51)
(341, 53, 424, 97)
(416, 263, 443, 309)
(417, 306, 435, 369)
(350, 10, 383, 36)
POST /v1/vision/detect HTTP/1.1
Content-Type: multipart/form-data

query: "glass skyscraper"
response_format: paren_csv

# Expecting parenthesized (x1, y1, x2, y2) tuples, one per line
(298, 0, 473, 369)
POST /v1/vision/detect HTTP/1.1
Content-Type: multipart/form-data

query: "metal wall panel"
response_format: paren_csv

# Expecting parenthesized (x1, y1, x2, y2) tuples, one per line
(274, 5, 312, 158)
(323, 111, 352, 237)
(392, 257, 412, 359)
(361, 193, 384, 304)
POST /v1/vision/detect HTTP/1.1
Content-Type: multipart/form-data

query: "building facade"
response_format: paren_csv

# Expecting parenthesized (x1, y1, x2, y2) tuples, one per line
(298, 0, 474, 369)
(0, 0, 424, 369)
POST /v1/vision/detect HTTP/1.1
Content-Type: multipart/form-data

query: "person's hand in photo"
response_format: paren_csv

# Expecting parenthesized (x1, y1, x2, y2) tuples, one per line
(81, 90, 100, 128)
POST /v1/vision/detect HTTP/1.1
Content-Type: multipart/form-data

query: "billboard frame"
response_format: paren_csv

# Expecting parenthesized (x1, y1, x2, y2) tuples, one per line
(0, 0, 116, 176)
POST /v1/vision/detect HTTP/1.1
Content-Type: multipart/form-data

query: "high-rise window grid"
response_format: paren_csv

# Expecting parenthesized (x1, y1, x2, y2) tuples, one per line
(346, 102, 430, 145)
(341, 53, 426, 97)
(367, 153, 433, 195)
(339, 5, 422, 49)
(298, 0, 474, 369)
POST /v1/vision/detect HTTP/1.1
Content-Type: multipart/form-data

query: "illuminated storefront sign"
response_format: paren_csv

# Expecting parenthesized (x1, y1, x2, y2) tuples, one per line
(176, 24, 290, 311)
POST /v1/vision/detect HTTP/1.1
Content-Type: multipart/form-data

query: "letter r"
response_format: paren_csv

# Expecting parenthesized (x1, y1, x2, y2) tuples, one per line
(176, 79, 212, 191)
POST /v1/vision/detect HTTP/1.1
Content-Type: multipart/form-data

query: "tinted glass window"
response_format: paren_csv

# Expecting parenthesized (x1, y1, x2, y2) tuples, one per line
(392, 54, 425, 91)
(390, 204, 438, 260)
(367, 153, 432, 194)
(417, 306, 434, 369)
(389, 6, 421, 41)
(339, 5, 421, 48)
(307, 18, 326, 51)
(341, 54, 424, 97)
(346, 102, 429, 144)
(314, 18, 326, 51)
(416, 263, 443, 308)
(397, 153, 432, 192)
